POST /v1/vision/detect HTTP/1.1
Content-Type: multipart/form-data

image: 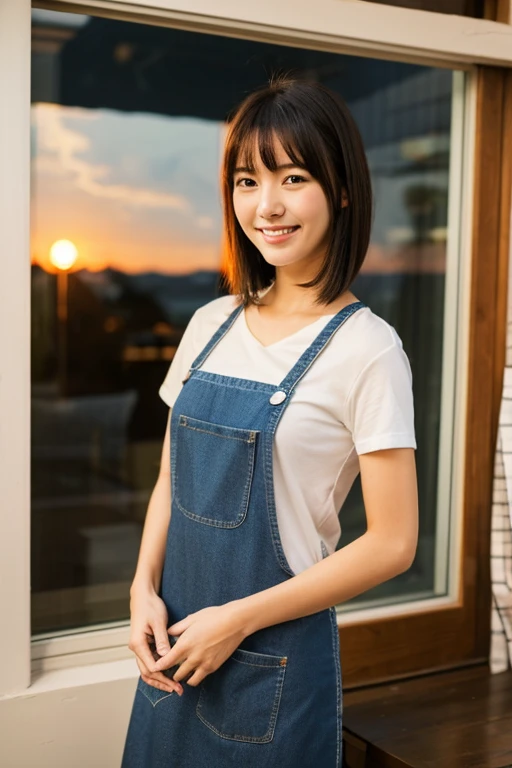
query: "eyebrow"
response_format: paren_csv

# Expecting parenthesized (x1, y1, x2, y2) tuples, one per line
(233, 162, 303, 173)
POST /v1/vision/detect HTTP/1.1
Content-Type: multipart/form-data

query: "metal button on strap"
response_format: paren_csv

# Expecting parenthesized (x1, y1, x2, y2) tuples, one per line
(269, 390, 287, 405)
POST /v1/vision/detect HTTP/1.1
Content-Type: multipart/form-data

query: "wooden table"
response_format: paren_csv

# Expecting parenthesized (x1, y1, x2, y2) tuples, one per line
(342, 665, 512, 768)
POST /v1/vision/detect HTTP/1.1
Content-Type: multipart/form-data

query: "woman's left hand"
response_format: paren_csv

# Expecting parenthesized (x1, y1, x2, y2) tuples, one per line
(152, 602, 246, 687)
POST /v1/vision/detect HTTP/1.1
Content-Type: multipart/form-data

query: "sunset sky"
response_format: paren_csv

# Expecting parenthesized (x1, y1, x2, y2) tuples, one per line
(30, 102, 447, 276)
(31, 103, 225, 275)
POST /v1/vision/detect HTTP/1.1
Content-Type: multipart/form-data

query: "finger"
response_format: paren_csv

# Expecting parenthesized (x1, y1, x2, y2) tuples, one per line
(169, 615, 192, 635)
(184, 667, 208, 687)
(137, 658, 183, 695)
(133, 637, 162, 674)
(152, 625, 172, 657)
(153, 644, 182, 672)
(172, 658, 197, 684)
(132, 635, 176, 681)
(141, 671, 184, 696)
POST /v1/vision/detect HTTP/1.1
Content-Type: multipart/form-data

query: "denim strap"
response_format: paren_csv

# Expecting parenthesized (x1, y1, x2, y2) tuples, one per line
(187, 299, 366, 399)
(266, 301, 366, 435)
(278, 301, 366, 393)
(189, 302, 244, 373)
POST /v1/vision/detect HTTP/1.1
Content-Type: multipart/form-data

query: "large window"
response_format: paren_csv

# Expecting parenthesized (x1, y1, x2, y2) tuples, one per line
(31, 9, 463, 635)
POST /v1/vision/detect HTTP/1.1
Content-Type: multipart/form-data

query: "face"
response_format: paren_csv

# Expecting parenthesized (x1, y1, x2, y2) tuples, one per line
(232, 138, 332, 277)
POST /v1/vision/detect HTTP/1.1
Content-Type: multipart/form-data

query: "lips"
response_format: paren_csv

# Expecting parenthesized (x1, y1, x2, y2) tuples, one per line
(256, 225, 301, 245)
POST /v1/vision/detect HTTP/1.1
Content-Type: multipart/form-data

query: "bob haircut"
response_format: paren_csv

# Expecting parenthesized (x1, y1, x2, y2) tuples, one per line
(221, 77, 373, 306)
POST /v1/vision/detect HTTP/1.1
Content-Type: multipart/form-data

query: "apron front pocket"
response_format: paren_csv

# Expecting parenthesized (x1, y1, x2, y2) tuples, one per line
(174, 415, 258, 528)
(196, 648, 287, 743)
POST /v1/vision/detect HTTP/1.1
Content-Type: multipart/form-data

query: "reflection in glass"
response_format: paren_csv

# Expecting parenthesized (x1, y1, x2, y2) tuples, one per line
(31, 9, 457, 633)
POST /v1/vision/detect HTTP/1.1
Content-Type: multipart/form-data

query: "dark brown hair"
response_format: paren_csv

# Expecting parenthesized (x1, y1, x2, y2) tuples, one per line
(221, 76, 373, 306)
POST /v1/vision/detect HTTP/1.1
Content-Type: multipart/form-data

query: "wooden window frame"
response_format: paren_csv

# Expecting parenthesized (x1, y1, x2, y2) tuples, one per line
(2, 0, 512, 695)
(364, 0, 512, 23)
(368, 1, 485, 18)
(484, 0, 512, 23)
(340, 66, 512, 687)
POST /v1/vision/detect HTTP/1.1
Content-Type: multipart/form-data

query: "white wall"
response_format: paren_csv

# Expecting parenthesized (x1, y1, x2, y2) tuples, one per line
(0, 663, 138, 768)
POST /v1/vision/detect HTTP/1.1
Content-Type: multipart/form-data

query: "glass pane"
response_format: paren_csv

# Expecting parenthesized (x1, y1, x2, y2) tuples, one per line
(362, 0, 484, 16)
(31, 9, 461, 633)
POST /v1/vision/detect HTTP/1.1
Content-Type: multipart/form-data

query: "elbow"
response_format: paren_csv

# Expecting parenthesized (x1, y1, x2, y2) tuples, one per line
(393, 538, 418, 575)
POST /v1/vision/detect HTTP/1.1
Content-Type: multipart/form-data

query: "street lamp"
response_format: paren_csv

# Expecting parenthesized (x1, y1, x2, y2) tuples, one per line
(49, 240, 78, 397)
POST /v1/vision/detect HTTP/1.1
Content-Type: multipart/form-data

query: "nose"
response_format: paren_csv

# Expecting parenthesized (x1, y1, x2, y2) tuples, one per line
(256, 184, 285, 219)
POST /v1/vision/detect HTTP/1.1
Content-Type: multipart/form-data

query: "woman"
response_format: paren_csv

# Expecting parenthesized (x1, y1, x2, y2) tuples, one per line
(121, 77, 418, 768)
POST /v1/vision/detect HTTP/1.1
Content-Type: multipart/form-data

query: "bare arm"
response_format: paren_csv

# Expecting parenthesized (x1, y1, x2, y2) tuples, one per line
(130, 409, 172, 596)
(128, 409, 184, 696)
(154, 447, 419, 686)
(235, 446, 418, 633)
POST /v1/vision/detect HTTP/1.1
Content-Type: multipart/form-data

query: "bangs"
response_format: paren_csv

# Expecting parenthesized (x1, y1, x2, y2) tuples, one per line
(226, 100, 321, 181)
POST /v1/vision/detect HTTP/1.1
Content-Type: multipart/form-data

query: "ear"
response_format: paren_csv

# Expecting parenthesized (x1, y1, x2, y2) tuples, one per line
(341, 188, 349, 208)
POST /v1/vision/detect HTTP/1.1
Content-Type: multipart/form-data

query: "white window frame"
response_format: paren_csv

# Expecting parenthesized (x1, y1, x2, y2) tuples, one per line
(3, 0, 512, 696)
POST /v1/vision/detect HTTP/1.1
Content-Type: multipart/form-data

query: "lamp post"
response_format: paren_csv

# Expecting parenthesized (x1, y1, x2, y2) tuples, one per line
(49, 240, 78, 398)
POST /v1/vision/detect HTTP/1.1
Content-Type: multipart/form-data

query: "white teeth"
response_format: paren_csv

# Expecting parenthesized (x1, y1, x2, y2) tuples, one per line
(262, 227, 297, 236)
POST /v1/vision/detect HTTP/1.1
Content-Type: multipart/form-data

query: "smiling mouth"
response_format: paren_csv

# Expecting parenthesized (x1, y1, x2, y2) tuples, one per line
(259, 226, 300, 237)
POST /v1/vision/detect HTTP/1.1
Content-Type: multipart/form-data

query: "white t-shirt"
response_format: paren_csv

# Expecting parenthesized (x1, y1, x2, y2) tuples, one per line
(159, 294, 416, 575)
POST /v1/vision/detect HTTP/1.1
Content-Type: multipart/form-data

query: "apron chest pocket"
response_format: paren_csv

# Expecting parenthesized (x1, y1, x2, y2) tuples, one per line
(174, 415, 258, 528)
(196, 648, 287, 743)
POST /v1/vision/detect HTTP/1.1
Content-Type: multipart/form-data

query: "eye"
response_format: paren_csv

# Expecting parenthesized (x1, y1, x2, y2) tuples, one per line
(284, 175, 307, 185)
(234, 177, 257, 188)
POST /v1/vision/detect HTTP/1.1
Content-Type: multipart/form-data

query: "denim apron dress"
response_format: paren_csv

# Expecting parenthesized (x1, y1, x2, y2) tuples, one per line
(121, 300, 366, 768)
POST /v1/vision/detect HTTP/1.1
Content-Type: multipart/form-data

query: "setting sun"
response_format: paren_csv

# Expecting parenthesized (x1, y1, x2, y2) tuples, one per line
(49, 239, 79, 271)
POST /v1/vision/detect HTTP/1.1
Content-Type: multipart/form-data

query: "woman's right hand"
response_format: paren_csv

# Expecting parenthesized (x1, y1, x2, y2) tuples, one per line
(128, 586, 184, 696)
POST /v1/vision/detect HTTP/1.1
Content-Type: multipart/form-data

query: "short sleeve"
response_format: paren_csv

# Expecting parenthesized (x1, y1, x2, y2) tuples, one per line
(158, 313, 200, 408)
(344, 343, 417, 455)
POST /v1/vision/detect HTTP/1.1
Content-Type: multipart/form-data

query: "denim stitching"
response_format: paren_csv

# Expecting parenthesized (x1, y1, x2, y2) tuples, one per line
(262, 428, 295, 576)
(233, 648, 287, 665)
(319, 544, 343, 767)
(174, 423, 257, 528)
(170, 412, 177, 505)
(192, 371, 276, 393)
(180, 414, 258, 434)
(137, 678, 175, 708)
(328, 605, 343, 768)
(195, 664, 286, 743)
(180, 424, 254, 443)
(267, 663, 287, 743)
(179, 415, 257, 443)
(218, 650, 286, 665)
(174, 498, 245, 528)
(230, 656, 287, 669)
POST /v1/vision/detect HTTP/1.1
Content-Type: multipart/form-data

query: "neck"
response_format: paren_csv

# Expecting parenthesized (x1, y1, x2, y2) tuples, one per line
(259, 262, 356, 316)
(263, 274, 317, 314)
